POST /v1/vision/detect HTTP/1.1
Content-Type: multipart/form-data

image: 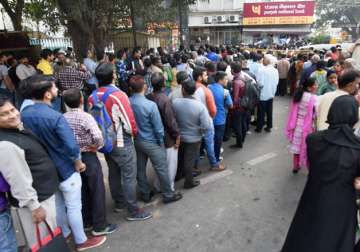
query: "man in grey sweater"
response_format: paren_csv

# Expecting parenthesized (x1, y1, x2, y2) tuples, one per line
(172, 79, 213, 189)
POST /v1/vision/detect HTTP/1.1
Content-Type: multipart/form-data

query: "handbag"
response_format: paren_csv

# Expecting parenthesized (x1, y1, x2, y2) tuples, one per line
(31, 221, 71, 252)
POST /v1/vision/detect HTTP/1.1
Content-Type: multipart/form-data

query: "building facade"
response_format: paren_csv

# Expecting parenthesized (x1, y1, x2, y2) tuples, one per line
(188, 0, 245, 45)
(188, 0, 314, 47)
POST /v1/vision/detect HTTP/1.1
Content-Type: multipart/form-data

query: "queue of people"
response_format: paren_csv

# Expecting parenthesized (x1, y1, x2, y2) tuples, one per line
(0, 42, 360, 252)
(283, 44, 360, 251)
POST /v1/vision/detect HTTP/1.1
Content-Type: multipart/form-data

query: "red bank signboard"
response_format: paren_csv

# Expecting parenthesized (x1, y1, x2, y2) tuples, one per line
(243, 1, 315, 26)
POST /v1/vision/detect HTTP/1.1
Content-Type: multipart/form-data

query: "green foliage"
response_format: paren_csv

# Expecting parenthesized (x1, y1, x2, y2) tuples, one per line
(315, 0, 360, 40)
(309, 33, 331, 44)
(23, 0, 60, 33)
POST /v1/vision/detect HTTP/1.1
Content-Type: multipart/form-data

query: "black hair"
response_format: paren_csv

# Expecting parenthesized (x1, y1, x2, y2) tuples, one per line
(230, 61, 242, 74)
(95, 63, 114, 86)
(293, 77, 316, 103)
(132, 47, 141, 56)
(129, 75, 145, 93)
(217, 61, 228, 72)
(151, 56, 161, 65)
(316, 61, 326, 70)
(151, 72, 165, 92)
(117, 49, 126, 59)
(107, 53, 115, 62)
(63, 88, 82, 108)
(204, 61, 216, 72)
(18, 78, 33, 99)
(0, 97, 11, 107)
(327, 59, 335, 68)
(182, 79, 196, 95)
(338, 70, 360, 89)
(193, 67, 207, 81)
(28, 74, 55, 100)
(143, 58, 152, 68)
(181, 54, 189, 64)
(40, 49, 53, 60)
(169, 57, 177, 68)
(176, 71, 189, 85)
(215, 71, 227, 83)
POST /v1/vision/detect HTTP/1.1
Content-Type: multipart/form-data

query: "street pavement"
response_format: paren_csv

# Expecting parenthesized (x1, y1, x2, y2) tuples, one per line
(88, 96, 307, 252)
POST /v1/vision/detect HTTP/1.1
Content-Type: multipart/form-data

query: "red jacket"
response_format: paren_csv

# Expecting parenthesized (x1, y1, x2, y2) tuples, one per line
(232, 73, 246, 112)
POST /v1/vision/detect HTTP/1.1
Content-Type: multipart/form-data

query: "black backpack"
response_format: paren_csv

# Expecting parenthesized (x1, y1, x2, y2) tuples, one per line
(238, 77, 260, 111)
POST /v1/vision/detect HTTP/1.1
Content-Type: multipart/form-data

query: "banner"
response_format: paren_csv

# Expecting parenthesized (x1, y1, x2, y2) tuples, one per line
(243, 1, 315, 26)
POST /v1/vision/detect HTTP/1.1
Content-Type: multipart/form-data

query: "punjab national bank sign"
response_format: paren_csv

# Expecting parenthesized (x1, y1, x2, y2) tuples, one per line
(242, 1, 315, 26)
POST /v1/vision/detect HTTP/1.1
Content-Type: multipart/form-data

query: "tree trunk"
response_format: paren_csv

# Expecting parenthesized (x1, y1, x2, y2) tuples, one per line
(178, 0, 189, 48)
(129, 0, 138, 48)
(0, 0, 24, 31)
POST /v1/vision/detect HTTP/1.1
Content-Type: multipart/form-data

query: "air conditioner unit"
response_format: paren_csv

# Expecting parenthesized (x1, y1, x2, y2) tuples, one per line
(204, 16, 212, 24)
(217, 15, 226, 23)
(229, 15, 239, 23)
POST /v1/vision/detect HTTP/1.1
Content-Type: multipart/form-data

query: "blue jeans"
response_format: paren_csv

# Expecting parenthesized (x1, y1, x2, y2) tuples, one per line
(134, 139, 174, 199)
(0, 210, 17, 252)
(56, 172, 87, 245)
(202, 128, 219, 167)
(105, 138, 139, 214)
(214, 124, 226, 162)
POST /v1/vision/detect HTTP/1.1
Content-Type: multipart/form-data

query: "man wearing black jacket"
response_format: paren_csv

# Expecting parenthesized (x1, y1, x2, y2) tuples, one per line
(0, 98, 59, 247)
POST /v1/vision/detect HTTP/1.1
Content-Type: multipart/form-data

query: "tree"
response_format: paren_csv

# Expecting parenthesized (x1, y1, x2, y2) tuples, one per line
(170, 0, 208, 47)
(315, 0, 360, 41)
(0, 0, 24, 31)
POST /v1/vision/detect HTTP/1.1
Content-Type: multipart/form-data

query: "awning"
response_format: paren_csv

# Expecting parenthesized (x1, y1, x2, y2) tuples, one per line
(243, 25, 311, 34)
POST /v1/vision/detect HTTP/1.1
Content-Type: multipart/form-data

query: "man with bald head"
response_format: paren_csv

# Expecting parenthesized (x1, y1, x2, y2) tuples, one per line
(255, 55, 279, 133)
(300, 54, 320, 85)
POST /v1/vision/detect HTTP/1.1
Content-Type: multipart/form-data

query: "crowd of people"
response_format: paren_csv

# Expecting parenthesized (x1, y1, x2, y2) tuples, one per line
(0, 41, 360, 251)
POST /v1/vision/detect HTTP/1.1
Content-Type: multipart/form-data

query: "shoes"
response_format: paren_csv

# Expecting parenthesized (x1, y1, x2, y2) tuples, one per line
(199, 154, 205, 159)
(254, 128, 262, 133)
(84, 225, 93, 232)
(163, 192, 183, 204)
(293, 167, 300, 174)
(219, 156, 224, 161)
(184, 180, 200, 189)
(230, 144, 242, 149)
(140, 191, 155, 203)
(76, 236, 107, 251)
(127, 208, 152, 221)
(223, 137, 230, 142)
(192, 169, 202, 177)
(264, 127, 271, 133)
(91, 224, 118, 236)
(113, 204, 126, 213)
(220, 147, 224, 154)
(210, 164, 226, 172)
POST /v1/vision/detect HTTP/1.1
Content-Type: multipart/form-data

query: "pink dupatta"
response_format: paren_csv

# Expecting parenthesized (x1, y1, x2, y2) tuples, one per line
(285, 94, 316, 168)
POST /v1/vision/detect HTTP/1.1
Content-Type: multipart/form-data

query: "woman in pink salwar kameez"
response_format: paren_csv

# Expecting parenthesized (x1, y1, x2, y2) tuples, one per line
(286, 77, 317, 173)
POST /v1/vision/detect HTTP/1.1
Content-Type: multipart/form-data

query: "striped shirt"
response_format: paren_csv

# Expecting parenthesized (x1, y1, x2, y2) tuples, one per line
(88, 85, 137, 148)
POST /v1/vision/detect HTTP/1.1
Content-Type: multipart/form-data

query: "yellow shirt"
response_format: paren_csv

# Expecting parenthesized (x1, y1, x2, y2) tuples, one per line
(37, 59, 53, 75)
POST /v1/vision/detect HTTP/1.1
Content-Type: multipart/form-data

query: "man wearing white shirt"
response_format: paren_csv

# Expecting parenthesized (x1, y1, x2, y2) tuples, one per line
(255, 55, 279, 133)
(16, 56, 37, 81)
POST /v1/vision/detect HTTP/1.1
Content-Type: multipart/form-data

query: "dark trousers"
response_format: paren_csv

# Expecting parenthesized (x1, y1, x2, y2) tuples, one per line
(232, 110, 250, 146)
(178, 141, 201, 186)
(278, 78, 288, 96)
(214, 124, 226, 162)
(256, 99, 273, 130)
(81, 152, 107, 231)
(223, 113, 232, 141)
